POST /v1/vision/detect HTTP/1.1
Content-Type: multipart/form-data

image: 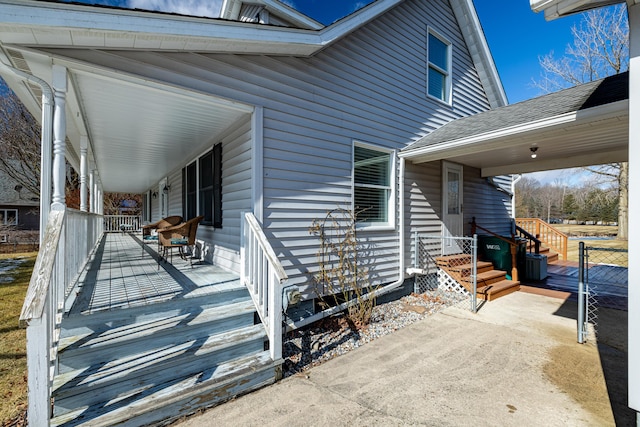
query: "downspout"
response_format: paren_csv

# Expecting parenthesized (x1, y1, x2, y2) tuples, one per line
(288, 156, 406, 331)
(0, 58, 54, 245)
(511, 174, 522, 219)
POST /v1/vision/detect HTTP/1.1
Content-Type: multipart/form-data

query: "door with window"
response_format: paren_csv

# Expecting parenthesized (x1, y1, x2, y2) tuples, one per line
(442, 161, 463, 254)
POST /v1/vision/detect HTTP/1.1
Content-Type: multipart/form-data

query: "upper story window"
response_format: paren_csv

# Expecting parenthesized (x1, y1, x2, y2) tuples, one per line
(427, 29, 452, 104)
(353, 143, 395, 228)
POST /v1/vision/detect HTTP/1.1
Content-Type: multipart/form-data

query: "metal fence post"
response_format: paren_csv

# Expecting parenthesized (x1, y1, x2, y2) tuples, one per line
(472, 234, 478, 313)
(577, 241, 585, 344)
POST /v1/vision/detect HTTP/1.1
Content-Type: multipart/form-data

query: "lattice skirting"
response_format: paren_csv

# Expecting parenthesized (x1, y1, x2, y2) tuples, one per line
(437, 269, 470, 296)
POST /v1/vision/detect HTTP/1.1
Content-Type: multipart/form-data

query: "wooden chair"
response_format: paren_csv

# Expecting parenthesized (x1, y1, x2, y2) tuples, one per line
(157, 216, 204, 267)
(141, 215, 183, 256)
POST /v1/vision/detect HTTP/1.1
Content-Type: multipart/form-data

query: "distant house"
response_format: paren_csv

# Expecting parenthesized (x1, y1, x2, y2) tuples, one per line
(0, 168, 38, 244)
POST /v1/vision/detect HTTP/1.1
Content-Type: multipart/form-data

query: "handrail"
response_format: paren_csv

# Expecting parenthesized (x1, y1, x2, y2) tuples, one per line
(515, 218, 568, 261)
(104, 214, 141, 232)
(19, 208, 103, 426)
(241, 212, 288, 365)
(515, 225, 541, 254)
(470, 217, 519, 281)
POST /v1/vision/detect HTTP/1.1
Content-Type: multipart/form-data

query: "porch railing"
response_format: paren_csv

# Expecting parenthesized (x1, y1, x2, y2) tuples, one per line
(515, 218, 568, 261)
(240, 212, 288, 364)
(19, 208, 103, 425)
(103, 214, 141, 232)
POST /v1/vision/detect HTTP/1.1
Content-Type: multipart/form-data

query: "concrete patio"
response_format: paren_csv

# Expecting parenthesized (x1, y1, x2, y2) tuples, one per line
(174, 290, 631, 427)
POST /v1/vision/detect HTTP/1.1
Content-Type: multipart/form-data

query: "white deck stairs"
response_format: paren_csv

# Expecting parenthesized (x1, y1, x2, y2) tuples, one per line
(51, 286, 280, 426)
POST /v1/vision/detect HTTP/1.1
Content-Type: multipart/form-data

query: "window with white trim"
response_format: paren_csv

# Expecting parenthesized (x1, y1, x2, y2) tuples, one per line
(353, 143, 394, 227)
(182, 143, 223, 228)
(427, 29, 452, 104)
(0, 209, 18, 226)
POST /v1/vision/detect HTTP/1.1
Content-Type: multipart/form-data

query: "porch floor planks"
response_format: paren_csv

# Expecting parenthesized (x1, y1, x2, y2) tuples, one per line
(69, 233, 242, 315)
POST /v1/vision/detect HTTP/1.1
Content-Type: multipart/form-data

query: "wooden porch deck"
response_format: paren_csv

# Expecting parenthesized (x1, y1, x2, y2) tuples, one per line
(53, 232, 280, 426)
(520, 260, 628, 310)
(67, 232, 242, 315)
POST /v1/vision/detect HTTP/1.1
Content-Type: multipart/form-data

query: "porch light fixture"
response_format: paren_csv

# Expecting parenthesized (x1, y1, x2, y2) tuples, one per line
(152, 191, 158, 199)
(530, 147, 538, 159)
(162, 184, 170, 195)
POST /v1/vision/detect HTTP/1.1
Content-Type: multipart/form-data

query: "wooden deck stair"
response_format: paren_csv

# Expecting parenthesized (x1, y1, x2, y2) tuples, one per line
(436, 254, 520, 301)
(51, 286, 279, 426)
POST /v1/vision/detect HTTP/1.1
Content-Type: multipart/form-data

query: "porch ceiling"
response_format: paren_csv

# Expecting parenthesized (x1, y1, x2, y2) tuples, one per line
(1, 47, 252, 194)
(71, 71, 251, 193)
(401, 73, 629, 177)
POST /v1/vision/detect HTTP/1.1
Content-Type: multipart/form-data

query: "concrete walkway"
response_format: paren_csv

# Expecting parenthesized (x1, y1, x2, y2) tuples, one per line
(173, 291, 631, 427)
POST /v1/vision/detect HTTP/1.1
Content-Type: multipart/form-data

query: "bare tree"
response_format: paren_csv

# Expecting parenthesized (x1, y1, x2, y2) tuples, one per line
(0, 80, 41, 196)
(533, 4, 629, 239)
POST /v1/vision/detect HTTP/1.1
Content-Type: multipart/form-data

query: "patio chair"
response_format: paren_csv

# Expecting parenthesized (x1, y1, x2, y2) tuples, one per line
(157, 216, 204, 268)
(141, 215, 182, 256)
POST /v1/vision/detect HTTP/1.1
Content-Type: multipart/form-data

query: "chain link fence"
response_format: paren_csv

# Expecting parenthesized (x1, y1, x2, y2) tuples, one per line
(578, 243, 628, 344)
(414, 233, 478, 312)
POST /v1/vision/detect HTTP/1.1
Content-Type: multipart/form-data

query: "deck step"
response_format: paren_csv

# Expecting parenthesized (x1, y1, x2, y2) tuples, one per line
(51, 351, 279, 427)
(58, 300, 257, 372)
(477, 279, 520, 301)
(463, 269, 507, 287)
(61, 286, 249, 337)
(53, 324, 267, 413)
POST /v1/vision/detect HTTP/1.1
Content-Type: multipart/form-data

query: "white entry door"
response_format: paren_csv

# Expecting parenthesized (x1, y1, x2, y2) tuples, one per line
(442, 161, 463, 254)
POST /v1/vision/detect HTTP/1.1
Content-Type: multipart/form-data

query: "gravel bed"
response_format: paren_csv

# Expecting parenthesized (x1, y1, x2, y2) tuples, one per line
(282, 289, 467, 378)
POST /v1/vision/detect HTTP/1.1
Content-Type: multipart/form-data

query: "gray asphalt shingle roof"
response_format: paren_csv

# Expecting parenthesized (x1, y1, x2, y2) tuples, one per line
(402, 72, 628, 153)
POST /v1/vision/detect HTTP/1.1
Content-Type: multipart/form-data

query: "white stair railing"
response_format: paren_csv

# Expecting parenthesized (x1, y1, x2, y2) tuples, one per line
(103, 214, 141, 232)
(240, 212, 288, 363)
(19, 208, 103, 426)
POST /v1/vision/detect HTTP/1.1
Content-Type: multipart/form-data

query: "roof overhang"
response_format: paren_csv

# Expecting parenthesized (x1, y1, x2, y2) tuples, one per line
(0, 0, 401, 56)
(399, 99, 628, 176)
(220, 0, 324, 30)
(530, 0, 627, 20)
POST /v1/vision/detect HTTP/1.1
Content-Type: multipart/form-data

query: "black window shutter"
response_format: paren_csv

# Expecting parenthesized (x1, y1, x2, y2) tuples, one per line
(213, 143, 223, 228)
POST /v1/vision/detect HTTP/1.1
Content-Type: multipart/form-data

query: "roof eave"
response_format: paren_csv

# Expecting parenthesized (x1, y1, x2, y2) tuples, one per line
(530, 0, 626, 20)
(399, 99, 628, 162)
(0, 0, 402, 55)
(451, 0, 507, 108)
(220, 0, 324, 30)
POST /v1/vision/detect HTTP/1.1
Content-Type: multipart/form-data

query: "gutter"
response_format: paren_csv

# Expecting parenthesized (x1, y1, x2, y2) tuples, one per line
(287, 157, 407, 331)
(0, 55, 53, 245)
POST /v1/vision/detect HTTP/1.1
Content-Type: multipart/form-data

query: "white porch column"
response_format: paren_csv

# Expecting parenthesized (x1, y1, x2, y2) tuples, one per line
(89, 168, 95, 213)
(39, 89, 53, 242)
(80, 136, 88, 212)
(628, 3, 640, 417)
(51, 65, 67, 211)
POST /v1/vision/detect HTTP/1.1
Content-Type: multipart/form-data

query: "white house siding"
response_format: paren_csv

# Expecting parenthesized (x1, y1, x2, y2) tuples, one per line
(464, 169, 513, 236)
(197, 117, 253, 272)
(45, 0, 495, 294)
(403, 161, 512, 267)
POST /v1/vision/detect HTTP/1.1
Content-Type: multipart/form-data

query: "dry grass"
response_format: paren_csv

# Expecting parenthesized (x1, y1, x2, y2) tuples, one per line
(550, 225, 628, 265)
(0, 252, 37, 426)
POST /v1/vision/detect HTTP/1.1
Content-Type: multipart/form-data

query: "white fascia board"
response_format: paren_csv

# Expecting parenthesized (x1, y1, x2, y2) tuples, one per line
(530, 0, 625, 20)
(0, 0, 401, 55)
(451, 0, 507, 108)
(399, 99, 628, 161)
(221, 0, 323, 30)
(261, 0, 323, 30)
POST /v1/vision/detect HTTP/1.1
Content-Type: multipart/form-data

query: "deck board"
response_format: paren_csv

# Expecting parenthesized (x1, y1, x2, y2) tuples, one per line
(68, 233, 242, 315)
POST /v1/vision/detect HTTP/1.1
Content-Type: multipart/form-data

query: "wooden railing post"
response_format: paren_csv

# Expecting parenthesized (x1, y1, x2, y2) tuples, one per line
(510, 244, 518, 282)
